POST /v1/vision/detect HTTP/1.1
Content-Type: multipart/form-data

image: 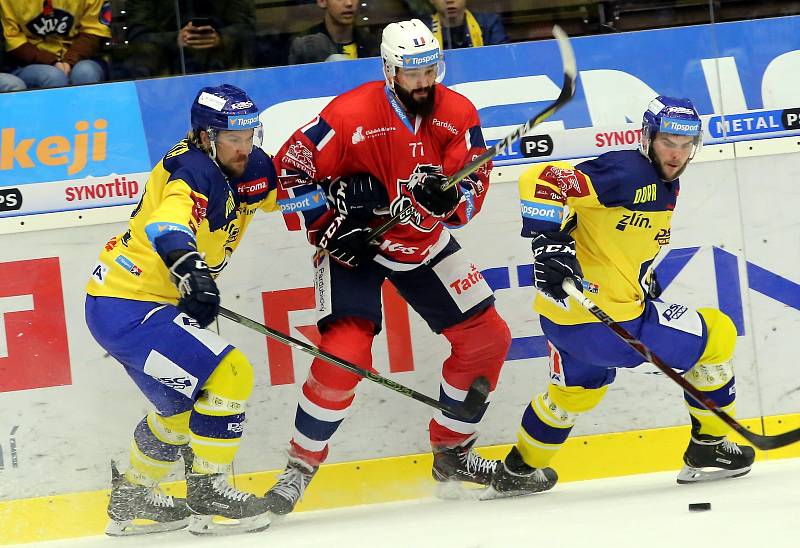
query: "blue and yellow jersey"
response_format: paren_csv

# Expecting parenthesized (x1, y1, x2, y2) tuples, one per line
(518, 150, 678, 325)
(86, 139, 278, 303)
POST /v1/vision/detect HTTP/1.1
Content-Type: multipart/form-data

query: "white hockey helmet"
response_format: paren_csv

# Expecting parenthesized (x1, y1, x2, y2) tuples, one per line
(381, 19, 445, 88)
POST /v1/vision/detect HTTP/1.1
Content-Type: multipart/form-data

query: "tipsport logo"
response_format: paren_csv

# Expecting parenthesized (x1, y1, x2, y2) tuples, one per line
(403, 50, 439, 67)
(1, 119, 108, 176)
(659, 117, 700, 135)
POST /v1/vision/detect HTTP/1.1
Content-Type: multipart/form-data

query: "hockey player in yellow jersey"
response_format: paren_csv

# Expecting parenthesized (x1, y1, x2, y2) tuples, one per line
(486, 96, 755, 498)
(85, 84, 278, 535)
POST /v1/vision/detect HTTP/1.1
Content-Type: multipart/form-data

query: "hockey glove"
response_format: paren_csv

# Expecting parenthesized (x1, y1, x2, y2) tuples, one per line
(330, 173, 390, 222)
(645, 269, 662, 299)
(167, 250, 220, 328)
(531, 231, 583, 301)
(318, 213, 378, 268)
(410, 168, 461, 218)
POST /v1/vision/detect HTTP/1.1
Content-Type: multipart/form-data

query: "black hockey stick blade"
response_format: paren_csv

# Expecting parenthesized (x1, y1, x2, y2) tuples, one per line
(218, 306, 476, 420)
(460, 376, 491, 419)
(368, 25, 577, 243)
(561, 281, 800, 450)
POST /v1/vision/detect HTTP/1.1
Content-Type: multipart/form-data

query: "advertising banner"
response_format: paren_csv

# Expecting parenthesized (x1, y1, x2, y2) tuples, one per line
(1, 17, 798, 220)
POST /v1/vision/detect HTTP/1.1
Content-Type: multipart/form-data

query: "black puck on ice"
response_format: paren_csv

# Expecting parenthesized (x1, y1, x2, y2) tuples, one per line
(689, 502, 711, 511)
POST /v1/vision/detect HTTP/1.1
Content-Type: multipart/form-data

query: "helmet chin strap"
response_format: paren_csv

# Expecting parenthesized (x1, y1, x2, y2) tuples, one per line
(206, 128, 219, 162)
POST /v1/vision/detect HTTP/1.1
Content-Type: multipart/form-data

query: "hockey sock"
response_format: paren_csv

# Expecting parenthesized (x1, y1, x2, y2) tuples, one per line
(189, 348, 253, 474)
(685, 309, 737, 438)
(289, 317, 375, 466)
(517, 384, 607, 468)
(431, 306, 510, 447)
(126, 410, 190, 486)
(684, 364, 737, 438)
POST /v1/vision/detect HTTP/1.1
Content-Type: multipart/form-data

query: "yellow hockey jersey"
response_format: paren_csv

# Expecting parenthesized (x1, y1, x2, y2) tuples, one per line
(518, 150, 678, 325)
(1, 0, 111, 58)
(86, 140, 278, 303)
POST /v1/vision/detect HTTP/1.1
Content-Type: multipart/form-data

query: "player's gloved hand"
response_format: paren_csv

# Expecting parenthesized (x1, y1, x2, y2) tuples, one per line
(167, 250, 220, 328)
(318, 213, 377, 268)
(410, 168, 460, 218)
(646, 269, 662, 299)
(531, 231, 583, 300)
(330, 173, 389, 222)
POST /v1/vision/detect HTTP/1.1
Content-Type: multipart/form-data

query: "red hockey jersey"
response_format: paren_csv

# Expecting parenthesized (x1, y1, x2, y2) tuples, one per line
(274, 80, 492, 268)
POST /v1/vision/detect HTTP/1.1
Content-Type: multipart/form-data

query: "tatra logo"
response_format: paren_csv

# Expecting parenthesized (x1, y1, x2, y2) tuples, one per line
(616, 211, 652, 231)
(1, 119, 108, 176)
(449, 263, 484, 295)
(633, 183, 657, 204)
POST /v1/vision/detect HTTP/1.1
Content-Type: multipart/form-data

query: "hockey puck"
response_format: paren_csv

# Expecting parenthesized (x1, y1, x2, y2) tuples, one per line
(688, 502, 711, 511)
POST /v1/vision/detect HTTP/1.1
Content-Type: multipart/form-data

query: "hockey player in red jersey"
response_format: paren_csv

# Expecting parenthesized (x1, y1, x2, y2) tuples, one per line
(266, 18, 511, 513)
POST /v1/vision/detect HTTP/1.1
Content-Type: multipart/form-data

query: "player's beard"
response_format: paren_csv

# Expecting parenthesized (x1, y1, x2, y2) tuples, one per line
(395, 84, 436, 118)
(649, 147, 689, 182)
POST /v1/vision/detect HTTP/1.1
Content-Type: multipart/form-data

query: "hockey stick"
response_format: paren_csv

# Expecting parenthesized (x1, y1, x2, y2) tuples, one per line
(218, 306, 490, 420)
(368, 25, 577, 243)
(561, 280, 800, 450)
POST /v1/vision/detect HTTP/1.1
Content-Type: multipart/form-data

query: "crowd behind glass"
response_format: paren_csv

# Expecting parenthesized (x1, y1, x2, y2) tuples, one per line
(0, 1, 796, 93)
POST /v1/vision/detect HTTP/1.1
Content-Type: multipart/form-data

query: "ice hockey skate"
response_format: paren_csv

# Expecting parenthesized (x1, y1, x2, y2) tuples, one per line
(677, 434, 755, 484)
(432, 437, 500, 499)
(185, 472, 271, 535)
(480, 446, 558, 500)
(105, 461, 190, 537)
(263, 457, 318, 516)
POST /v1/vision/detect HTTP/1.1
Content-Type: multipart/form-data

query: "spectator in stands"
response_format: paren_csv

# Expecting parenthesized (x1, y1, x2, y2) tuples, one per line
(424, 0, 508, 49)
(288, 0, 379, 65)
(125, 0, 255, 77)
(0, 0, 110, 89)
(0, 21, 25, 92)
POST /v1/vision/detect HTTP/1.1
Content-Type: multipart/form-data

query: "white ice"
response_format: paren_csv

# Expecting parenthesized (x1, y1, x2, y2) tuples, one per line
(16, 457, 800, 548)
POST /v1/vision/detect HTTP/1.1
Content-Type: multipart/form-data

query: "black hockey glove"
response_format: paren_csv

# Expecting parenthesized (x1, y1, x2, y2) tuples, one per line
(531, 231, 583, 301)
(330, 173, 390, 222)
(410, 169, 461, 218)
(645, 269, 662, 299)
(167, 250, 220, 328)
(318, 213, 378, 268)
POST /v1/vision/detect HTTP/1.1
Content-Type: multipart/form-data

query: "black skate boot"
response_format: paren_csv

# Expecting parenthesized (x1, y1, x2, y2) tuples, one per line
(432, 438, 500, 499)
(677, 433, 755, 484)
(482, 446, 558, 500)
(263, 457, 318, 516)
(105, 461, 190, 536)
(185, 472, 271, 535)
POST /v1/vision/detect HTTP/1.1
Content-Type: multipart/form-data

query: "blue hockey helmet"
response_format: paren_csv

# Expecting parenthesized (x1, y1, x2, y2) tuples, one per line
(190, 84, 262, 153)
(640, 96, 703, 159)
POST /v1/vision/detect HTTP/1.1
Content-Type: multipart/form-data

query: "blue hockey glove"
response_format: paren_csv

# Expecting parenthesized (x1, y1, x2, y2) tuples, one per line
(167, 250, 220, 328)
(531, 231, 583, 301)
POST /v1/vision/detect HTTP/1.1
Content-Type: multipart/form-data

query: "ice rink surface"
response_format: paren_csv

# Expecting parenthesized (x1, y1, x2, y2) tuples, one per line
(18, 457, 799, 548)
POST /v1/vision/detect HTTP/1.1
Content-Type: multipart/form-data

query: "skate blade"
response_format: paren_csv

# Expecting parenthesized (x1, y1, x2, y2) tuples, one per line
(188, 513, 271, 536)
(434, 480, 486, 501)
(676, 464, 752, 484)
(479, 486, 549, 501)
(105, 517, 189, 536)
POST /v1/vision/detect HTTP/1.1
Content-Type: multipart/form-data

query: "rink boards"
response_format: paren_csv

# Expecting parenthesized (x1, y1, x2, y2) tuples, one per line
(1, 16, 800, 544)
